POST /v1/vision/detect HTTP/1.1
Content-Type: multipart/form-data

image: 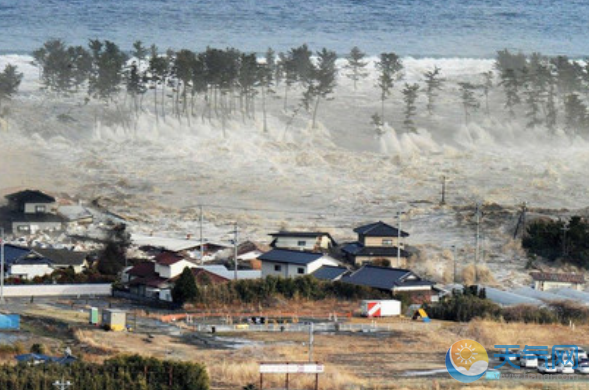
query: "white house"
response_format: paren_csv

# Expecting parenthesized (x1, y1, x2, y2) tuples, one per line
(269, 231, 337, 252)
(153, 252, 198, 279)
(258, 249, 339, 278)
(530, 271, 585, 291)
(5, 190, 65, 234)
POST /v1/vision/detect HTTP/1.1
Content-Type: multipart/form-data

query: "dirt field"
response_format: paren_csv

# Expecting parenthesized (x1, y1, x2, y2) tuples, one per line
(4, 300, 589, 390)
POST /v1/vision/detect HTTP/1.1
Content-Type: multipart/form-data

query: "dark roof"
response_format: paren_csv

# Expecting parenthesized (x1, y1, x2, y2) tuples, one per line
(155, 252, 186, 266)
(258, 249, 325, 265)
(237, 241, 270, 255)
(311, 265, 349, 281)
(353, 221, 409, 238)
(190, 268, 230, 284)
(341, 242, 411, 258)
(127, 262, 156, 278)
(6, 190, 56, 204)
(341, 265, 433, 291)
(33, 248, 88, 266)
(530, 272, 585, 284)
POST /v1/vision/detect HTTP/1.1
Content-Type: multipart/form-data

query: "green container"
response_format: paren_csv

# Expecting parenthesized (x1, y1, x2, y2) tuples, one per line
(89, 307, 99, 325)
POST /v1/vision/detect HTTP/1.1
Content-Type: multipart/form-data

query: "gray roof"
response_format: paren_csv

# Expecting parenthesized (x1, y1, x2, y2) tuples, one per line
(341, 265, 432, 291)
(311, 265, 349, 281)
(258, 249, 325, 265)
(341, 242, 411, 258)
(511, 287, 566, 302)
(483, 287, 544, 307)
(6, 190, 56, 204)
(552, 288, 589, 304)
(33, 248, 88, 266)
(8, 212, 65, 223)
(354, 221, 409, 238)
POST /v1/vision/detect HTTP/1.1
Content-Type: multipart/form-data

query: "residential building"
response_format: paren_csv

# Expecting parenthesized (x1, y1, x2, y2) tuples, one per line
(153, 251, 198, 279)
(259, 249, 339, 278)
(3, 190, 65, 234)
(530, 271, 585, 291)
(340, 265, 438, 303)
(269, 231, 337, 252)
(34, 248, 90, 273)
(341, 221, 411, 267)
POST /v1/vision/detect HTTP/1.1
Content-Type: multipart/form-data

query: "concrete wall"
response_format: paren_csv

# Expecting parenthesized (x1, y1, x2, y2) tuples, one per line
(9, 264, 53, 279)
(0, 284, 111, 297)
(535, 280, 583, 291)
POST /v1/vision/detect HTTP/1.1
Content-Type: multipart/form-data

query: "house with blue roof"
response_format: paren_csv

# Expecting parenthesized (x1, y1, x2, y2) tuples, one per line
(258, 249, 340, 278)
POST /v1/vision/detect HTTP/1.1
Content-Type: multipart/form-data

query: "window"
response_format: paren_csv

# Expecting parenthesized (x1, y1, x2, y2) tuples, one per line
(297, 240, 307, 246)
(35, 205, 46, 213)
(382, 239, 393, 246)
(274, 265, 282, 272)
(297, 267, 305, 274)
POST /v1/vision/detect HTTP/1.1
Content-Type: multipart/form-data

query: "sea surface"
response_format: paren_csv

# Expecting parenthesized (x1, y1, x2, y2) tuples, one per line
(0, 0, 588, 57)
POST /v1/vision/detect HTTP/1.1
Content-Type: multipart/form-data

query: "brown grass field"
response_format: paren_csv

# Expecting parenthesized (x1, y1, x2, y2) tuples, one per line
(6, 301, 589, 390)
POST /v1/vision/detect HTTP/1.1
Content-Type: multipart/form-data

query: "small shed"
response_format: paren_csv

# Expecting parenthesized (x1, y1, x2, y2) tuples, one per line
(102, 309, 126, 331)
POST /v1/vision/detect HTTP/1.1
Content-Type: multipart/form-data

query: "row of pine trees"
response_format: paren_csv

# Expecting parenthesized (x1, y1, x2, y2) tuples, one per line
(1, 41, 589, 135)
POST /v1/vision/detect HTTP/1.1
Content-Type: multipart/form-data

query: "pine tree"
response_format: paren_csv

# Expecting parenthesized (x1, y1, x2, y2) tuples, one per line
(564, 93, 587, 135)
(458, 82, 480, 125)
(423, 66, 444, 115)
(344, 46, 368, 90)
(402, 83, 419, 132)
(306, 48, 337, 129)
(481, 71, 493, 116)
(500, 68, 521, 118)
(0, 64, 23, 112)
(172, 267, 199, 304)
(376, 52, 403, 122)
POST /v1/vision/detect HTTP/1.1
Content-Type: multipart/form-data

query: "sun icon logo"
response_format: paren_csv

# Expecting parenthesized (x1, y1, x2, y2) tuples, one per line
(455, 342, 477, 364)
(445, 339, 489, 383)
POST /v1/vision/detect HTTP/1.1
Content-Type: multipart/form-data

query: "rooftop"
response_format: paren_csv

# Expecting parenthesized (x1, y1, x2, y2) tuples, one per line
(34, 248, 89, 266)
(341, 265, 431, 291)
(341, 242, 411, 258)
(311, 265, 349, 281)
(353, 221, 409, 238)
(530, 271, 585, 284)
(154, 251, 188, 266)
(258, 249, 326, 265)
(6, 190, 56, 204)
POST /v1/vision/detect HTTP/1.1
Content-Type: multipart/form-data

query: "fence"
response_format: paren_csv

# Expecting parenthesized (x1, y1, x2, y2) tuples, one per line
(191, 321, 440, 333)
(1, 284, 112, 297)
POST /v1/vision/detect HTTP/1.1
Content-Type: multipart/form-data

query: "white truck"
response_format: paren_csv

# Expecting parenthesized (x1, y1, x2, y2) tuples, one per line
(361, 300, 401, 317)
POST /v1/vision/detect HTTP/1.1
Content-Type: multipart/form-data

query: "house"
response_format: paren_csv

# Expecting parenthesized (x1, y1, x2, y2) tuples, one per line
(0, 244, 88, 280)
(258, 249, 339, 278)
(269, 231, 337, 252)
(153, 251, 198, 279)
(341, 221, 411, 267)
(131, 233, 230, 261)
(340, 265, 438, 303)
(3, 190, 65, 234)
(34, 248, 91, 273)
(311, 265, 350, 281)
(530, 271, 585, 291)
(237, 241, 270, 261)
(198, 265, 261, 280)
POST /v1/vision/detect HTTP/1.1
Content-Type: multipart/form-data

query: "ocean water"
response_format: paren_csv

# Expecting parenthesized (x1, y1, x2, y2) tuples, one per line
(0, 0, 588, 57)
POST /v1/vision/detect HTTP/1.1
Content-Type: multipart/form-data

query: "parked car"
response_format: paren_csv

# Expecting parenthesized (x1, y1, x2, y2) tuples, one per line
(537, 361, 558, 374)
(577, 348, 588, 361)
(520, 353, 538, 368)
(499, 349, 519, 361)
(557, 361, 575, 374)
(577, 360, 589, 374)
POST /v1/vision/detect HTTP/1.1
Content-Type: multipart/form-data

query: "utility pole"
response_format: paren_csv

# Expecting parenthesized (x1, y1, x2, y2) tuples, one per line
(233, 223, 238, 280)
(452, 245, 457, 283)
(397, 212, 401, 267)
(199, 205, 204, 265)
(440, 175, 447, 206)
(308, 322, 314, 362)
(561, 223, 569, 257)
(474, 203, 481, 285)
(53, 377, 72, 390)
(1, 228, 4, 305)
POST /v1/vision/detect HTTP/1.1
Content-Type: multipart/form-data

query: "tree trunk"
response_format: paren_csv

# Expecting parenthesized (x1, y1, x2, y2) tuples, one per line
(262, 87, 268, 133)
(312, 95, 321, 129)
